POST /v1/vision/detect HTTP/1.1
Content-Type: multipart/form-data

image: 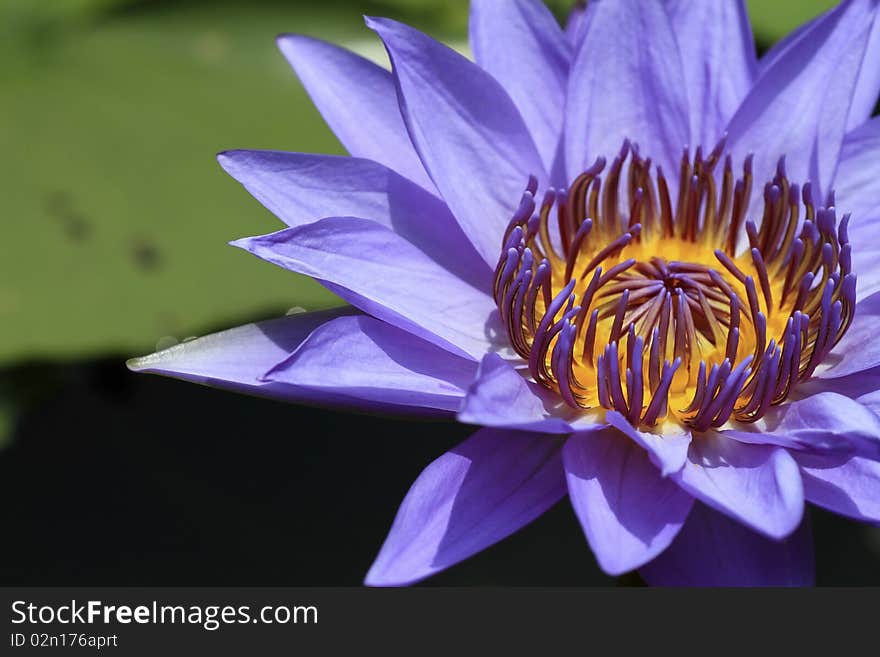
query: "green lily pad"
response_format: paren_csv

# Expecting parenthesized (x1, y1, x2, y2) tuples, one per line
(746, 0, 836, 45)
(0, 0, 840, 365)
(0, 2, 431, 364)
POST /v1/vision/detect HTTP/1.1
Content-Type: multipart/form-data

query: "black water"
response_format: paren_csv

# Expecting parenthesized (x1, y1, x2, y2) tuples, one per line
(0, 358, 878, 586)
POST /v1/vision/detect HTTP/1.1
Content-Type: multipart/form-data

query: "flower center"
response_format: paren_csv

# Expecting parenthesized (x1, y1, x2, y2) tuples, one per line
(493, 141, 856, 431)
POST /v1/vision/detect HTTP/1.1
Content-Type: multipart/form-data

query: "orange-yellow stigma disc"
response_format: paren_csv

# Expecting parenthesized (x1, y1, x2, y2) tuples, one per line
(493, 141, 855, 431)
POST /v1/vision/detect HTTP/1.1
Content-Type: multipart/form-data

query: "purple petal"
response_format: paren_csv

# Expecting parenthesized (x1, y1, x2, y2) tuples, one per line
(796, 454, 880, 524)
(664, 0, 757, 148)
(726, 0, 880, 205)
(276, 34, 433, 191)
(605, 411, 691, 476)
(366, 16, 547, 267)
(640, 502, 815, 586)
(365, 428, 566, 586)
(758, 8, 831, 74)
(469, 0, 570, 169)
(837, 117, 880, 222)
(564, 1, 589, 45)
(233, 217, 502, 361)
(726, 392, 880, 460)
(216, 151, 490, 290)
(564, 428, 694, 576)
(263, 315, 476, 413)
(723, 428, 854, 458)
(840, 371, 880, 421)
(796, 366, 880, 416)
(126, 308, 442, 416)
(849, 227, 880, 303)
(818, 289, 880, 375)
(126, 307, 346, 392)
(847, 16, 880, 131)
(457, 353, 596, 434)
(856, 385, 880, 418)
(835, 119, 880, 300)
(673, 433, 804, 539)
(565, 0, 690, 182)
(759, 5, 879, 133)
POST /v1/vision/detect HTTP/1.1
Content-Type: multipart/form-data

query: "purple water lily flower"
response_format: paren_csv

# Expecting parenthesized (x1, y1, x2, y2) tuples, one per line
(129, 0, 880, 586)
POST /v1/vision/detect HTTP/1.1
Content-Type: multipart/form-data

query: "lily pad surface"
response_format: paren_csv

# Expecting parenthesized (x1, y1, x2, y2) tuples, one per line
(0, 0, 834, 365)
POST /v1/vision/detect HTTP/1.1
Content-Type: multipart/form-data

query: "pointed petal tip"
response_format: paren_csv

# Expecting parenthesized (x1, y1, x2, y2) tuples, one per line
(125, 349, 177, 375)
(274, 32, 295, 47)
(364, 16, 430, 48)
(767, 499, 805, 541)
(362, 565, 427, 588)
(126, 341, 184, 373)
(216, 149, 271, 179)
(363, 15, 386, 33)
(593, 555, 641, 578)
(229, 231, 287, 257)
(215, 150, 240, 171)
(228, 235, 258, 251)
(275, 32, 322, 57)
(363, 14, 386, 26)
(362, 567, 387, 587)
(125, 356, 148, 373)
(362, 573, 388, 587)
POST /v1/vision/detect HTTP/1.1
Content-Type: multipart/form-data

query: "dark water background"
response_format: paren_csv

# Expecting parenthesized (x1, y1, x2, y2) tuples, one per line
(1, 355, 878, 586)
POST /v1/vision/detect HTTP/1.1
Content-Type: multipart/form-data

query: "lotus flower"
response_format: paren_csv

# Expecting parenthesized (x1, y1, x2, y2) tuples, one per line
(129, 0, 880, 586)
